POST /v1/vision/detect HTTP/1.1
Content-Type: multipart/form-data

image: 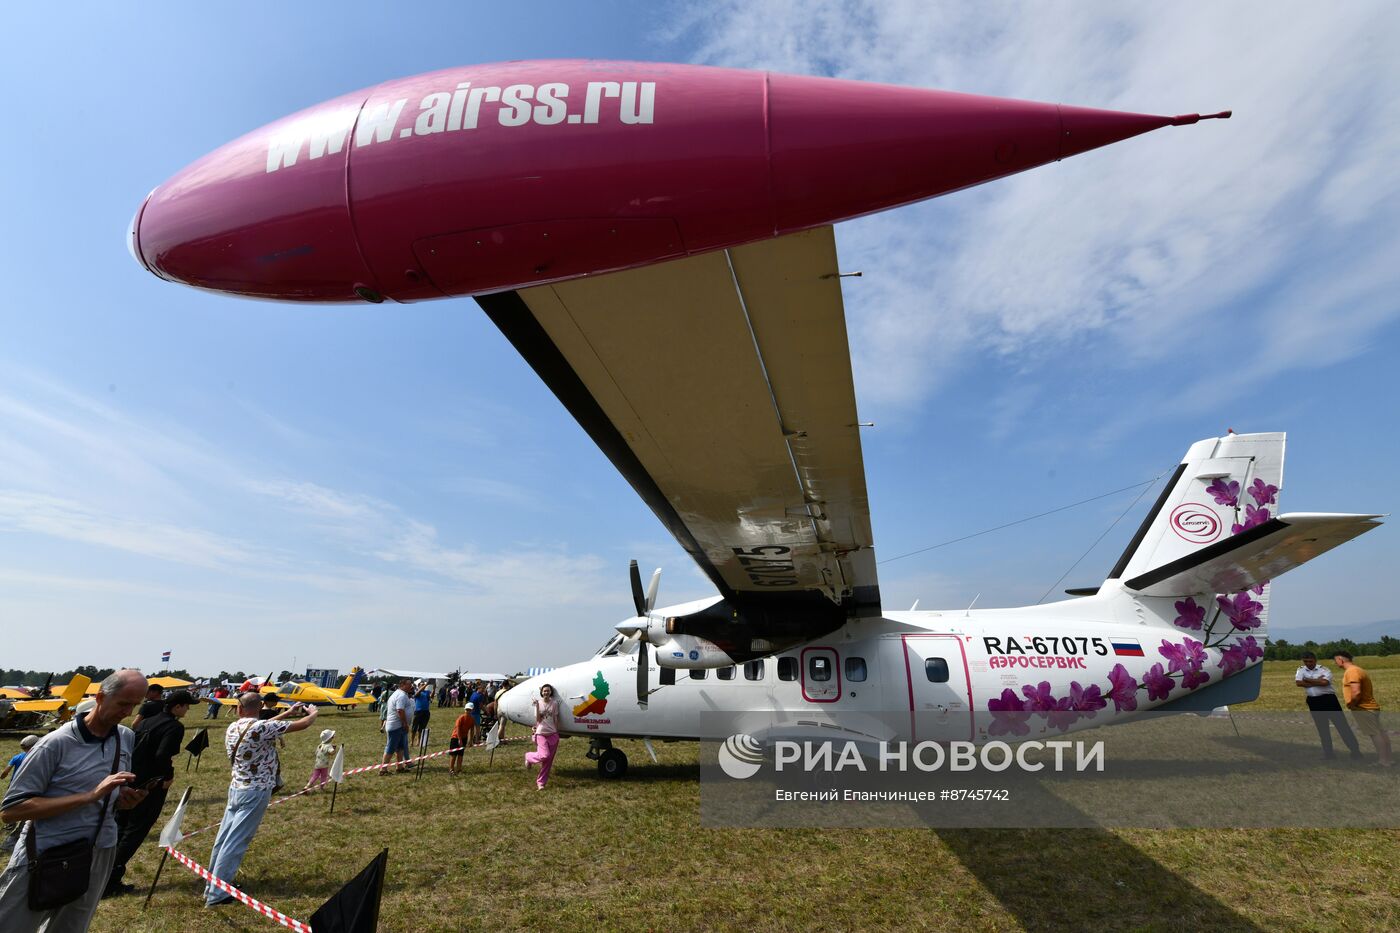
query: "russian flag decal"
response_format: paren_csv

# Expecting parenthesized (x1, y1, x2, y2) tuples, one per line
(1111, 639, 1144, 657)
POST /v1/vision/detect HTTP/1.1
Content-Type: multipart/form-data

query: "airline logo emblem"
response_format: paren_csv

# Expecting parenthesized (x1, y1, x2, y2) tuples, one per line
(572, 671, 610, 718)
(1111, 639, 1145, 657)
(1169, 503, 1223, 544)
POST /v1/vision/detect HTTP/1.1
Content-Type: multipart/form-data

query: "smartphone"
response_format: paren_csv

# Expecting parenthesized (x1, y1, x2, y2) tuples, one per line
(135, 776, 164, 791)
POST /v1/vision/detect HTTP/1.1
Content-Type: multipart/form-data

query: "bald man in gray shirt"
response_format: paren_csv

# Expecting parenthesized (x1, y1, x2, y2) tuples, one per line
(0, 670, 149, 933)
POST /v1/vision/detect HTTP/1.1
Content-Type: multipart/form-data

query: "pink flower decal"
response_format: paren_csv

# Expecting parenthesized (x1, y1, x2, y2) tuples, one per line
(1251, 580, 1268, 596)
(1248, 478, 1278, 507)
(1173, 597, 1206, 631)
(986, 688, 1031, 737)
(1142, 663, 1174, 702)
(1237, 636, 1263, 662)
(1231, 504, 1271, 535)
(1107, 663, 1139, 712)
(1069, 681, 1107, 713)
(1182, 667, 1211, 690)
(1206, 477, 1240, 507)
(1216, 592, 1264, 631)
(1218, 644, 1248, 676)
(1044, 696, 1080, 732)
(1020, 681, 1057, 712)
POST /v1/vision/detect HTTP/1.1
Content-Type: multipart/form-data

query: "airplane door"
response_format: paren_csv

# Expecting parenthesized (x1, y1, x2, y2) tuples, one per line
(800, 647, 841, 703)
(902, 635, 973, 741)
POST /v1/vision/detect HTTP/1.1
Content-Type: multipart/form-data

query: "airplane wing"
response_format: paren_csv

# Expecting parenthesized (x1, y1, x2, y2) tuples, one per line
(12, 698, 66, 713)
(477, 226, 879, 622)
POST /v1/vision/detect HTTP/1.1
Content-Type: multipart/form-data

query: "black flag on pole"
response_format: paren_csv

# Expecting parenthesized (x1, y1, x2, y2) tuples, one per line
(184, 728, 209, 756)
(309, 849, 388, 933)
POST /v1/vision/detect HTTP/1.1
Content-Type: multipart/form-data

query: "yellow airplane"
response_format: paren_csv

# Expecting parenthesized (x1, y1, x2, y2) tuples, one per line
(219, 667, 372, 711)
(1, 675, 92, 729)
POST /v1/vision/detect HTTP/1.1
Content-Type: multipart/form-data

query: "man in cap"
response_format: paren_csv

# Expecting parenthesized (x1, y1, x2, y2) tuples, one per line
(103, 689, 194, 897)
(0, 670, 148, 932)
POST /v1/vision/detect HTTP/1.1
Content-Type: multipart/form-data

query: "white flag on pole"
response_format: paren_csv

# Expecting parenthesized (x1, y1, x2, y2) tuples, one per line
(484, 719, 501, 750)
(156, 787, 192, 848)
(330, 744, 345, 783)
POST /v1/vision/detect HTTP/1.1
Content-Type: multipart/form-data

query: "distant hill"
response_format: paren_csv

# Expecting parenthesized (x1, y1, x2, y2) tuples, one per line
(1270, 618, 1400, 645)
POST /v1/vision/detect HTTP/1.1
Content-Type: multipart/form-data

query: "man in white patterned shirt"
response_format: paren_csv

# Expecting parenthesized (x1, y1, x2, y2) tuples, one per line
(204, 693, 318, 906)
(1295, 652, 1361, 761)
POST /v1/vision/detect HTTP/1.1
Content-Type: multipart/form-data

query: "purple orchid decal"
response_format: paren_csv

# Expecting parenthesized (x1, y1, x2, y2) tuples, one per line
(1216, 591, 1264, 631)
(1251, 580, 1269, 596)
(1218, 644, 1248, 676)
(1142, 663, 1174, 702)
(1248, 477, 1279, 507)
(1020, 681, 1057, 712)
(986, 688, 1032, 737)
(1206, 477, 1240, 507)
(1158, 639, 1189, 673)
(1237, 636, 1263, 662)
(1159, 638, 1209, 690)
(1069, 681, 1107, 713)
(1182, 666, 1212, 690)
(1231, 503, 1271, 535)
(1044, 695, 1080, 732)
(1107, 663, 1138, 712)
(1173, 597, 1206, 631)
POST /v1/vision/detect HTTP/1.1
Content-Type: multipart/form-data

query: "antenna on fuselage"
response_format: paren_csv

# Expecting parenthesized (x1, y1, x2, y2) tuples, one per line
(964, 594, 980, 617)
(909, 599, 919, 611)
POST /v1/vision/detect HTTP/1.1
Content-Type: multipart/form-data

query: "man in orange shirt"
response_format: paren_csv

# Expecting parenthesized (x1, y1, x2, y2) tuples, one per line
(448, 706, 473, 776)
(1334, 652, 1393, 766)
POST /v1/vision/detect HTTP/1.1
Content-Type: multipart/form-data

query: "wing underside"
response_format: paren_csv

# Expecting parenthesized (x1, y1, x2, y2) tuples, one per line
(477, 226, 879, 617)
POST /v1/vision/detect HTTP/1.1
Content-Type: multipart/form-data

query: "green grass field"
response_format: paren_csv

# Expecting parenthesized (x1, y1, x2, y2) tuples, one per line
(3, 659, 1399, 932)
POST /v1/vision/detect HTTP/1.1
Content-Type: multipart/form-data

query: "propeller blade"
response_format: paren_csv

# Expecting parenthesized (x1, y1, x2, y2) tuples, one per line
(629, 560, 646, 617)
(637, 640, 650, 709)
(645, 568, 661, 613)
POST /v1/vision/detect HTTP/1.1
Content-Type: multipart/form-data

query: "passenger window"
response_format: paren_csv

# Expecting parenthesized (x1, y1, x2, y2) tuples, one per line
(743, 660, 764, 681)
(717, 666, 735, 680)
(777, 657, 798, 681)
(689, 669, 707, 680)
(845, 657, 867, 682)
(925, 658, 949, 683)
(809, 656, 832, 682)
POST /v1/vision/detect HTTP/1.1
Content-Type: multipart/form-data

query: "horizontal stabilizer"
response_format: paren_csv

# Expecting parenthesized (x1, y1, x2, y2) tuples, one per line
(1124, 513, 1383, 597)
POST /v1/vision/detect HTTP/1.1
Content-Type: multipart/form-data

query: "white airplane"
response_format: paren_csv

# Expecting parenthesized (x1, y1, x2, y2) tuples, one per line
(494, 228, 1382, 778)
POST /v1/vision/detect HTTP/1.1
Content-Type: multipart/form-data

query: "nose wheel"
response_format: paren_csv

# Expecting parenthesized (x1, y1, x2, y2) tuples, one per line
(586, 737, 629, 779)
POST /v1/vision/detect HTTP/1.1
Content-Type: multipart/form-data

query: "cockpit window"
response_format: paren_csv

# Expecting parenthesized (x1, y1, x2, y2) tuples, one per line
(595, 634, 625, 657)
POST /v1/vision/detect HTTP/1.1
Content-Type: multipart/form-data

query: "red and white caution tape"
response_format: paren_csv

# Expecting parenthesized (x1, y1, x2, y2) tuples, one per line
(165, 846, 312, 932)
(181, 745, 458, 839)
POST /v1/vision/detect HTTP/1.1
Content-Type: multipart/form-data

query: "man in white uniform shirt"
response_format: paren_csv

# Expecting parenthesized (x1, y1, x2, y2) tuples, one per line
(1295, 652, 1361, 760)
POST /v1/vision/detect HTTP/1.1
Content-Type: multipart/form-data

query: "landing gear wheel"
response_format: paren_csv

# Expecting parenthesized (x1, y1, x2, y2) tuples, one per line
(597, 748, 628, 779)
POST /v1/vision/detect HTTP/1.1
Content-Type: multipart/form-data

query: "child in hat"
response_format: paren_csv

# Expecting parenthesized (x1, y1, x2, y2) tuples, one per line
(306, 728, 337, 790)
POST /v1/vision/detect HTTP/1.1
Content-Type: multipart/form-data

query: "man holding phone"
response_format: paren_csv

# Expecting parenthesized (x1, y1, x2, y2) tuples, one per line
(205, 695, 317, 906)
(0, 669, 149, 932)
(103, 689, 194, 898)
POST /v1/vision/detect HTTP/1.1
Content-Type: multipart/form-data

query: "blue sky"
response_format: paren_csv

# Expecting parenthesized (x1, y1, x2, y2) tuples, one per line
(1, 2, 1395, 676)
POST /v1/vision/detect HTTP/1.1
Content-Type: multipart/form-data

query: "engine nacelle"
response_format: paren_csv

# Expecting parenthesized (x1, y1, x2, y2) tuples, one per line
(652, 634, 734, 669)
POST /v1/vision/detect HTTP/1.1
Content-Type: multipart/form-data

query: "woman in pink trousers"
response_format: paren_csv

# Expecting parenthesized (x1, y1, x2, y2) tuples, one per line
(525, 684, 562, 790)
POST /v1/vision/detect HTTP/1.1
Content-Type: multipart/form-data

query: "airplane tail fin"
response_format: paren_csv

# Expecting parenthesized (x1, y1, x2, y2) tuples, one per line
(1107, 432, 1381, 640)
(60, 675, 90, 716)
(337, 667, 365, 698)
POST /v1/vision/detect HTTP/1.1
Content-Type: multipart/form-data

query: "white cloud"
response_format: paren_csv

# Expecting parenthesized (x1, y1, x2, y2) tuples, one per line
(679, 2, 1400, 416)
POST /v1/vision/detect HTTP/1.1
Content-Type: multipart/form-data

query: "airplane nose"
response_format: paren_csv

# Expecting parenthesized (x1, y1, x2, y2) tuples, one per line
(498, 683, 533, 726)
(134, 92, 382, 302)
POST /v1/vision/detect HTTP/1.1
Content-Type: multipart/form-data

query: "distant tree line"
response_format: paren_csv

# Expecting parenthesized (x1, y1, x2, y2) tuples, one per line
(1264, 636, 1400, 661)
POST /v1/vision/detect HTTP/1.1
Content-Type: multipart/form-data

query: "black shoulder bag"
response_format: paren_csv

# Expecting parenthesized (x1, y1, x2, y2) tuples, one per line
(25, 729, 122, 910)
